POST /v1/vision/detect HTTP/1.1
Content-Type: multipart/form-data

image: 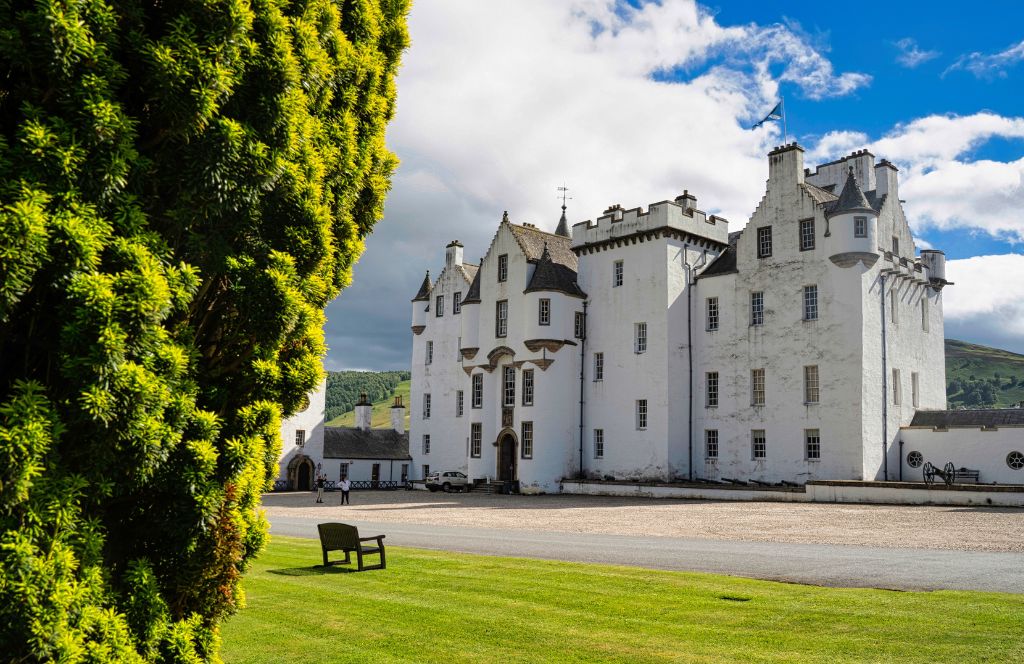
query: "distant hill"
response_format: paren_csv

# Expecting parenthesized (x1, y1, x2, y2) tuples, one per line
(945, 339, 1024, 409)
(327, 380, 411, 429)
(325, 370, 411, 423)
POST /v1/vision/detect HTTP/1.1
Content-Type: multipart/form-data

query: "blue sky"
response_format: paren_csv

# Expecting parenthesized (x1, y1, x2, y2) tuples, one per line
(323, 0, 1024, 370)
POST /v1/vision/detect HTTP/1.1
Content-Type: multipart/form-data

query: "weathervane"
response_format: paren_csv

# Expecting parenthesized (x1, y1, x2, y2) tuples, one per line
(557, 184, 573, 212)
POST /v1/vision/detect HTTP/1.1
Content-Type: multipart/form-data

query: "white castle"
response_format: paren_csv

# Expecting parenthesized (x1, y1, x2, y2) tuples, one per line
(405, 144, 1024, 492)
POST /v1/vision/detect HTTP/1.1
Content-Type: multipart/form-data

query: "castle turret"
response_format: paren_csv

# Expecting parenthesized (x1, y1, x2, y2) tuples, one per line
(355, 393, 372, 431)
(920, 250, 948, 289)
(827, 167, 879, 268)
(555, 206, 570, 237)
(411, 270, 430, 334)
(459, 263, 482, 358)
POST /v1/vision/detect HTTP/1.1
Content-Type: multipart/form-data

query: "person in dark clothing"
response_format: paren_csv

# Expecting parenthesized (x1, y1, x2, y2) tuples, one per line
(316, 474, 325, 503)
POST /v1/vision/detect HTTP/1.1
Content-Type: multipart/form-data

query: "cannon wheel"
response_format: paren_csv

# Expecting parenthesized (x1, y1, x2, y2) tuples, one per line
(922, 462, 935, 485)
(943, 462, 957, 487)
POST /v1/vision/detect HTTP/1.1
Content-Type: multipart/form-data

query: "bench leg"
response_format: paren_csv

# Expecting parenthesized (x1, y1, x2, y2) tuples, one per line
(356, 549, 364, 571)
(322, 547, 328, 567)
(379, 545, 386, 570)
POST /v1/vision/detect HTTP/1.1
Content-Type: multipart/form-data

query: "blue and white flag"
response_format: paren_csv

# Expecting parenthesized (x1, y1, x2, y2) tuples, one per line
(751, 101, 783, 129)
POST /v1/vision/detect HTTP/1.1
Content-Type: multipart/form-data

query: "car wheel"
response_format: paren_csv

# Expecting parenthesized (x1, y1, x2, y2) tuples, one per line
(442, 482, 451, 493)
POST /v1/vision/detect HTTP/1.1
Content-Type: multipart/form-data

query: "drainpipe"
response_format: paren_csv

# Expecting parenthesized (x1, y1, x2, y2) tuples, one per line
(684, 247, 708, 482)
(881, 274, 889, 481)
(898, 438, 904, 481)
(578, 300, 588, 479)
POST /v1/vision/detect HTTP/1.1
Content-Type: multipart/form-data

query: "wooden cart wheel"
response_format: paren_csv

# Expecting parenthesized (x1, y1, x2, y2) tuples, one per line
(944, 462, 956, 486)
(922, 462, 935, 485)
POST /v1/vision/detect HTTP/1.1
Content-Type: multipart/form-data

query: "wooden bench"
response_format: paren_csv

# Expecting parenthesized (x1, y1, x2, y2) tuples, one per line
(955, 468, 980, 484)
(317, 523, 386, 571)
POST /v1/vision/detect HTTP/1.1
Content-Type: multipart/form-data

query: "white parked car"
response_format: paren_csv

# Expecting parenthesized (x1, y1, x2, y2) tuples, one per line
(426, 471, 471, 493)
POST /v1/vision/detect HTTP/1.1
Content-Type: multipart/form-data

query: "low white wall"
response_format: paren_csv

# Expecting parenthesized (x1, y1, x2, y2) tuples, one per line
(561, 480, 807, 502)
(899, 427, 1024, 485)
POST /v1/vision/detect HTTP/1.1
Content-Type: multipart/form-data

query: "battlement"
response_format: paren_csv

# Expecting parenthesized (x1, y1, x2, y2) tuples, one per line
(807, 148, 881, 193)
(570, 194, 729, 249)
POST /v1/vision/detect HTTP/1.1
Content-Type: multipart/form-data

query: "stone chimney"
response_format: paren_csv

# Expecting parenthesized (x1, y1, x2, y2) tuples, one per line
(445, 240, 464, 268)
(767, 143, 805, 186)
(674, 190, 697, 213)
(390, 395, 406, 434)
(355, 393, 372, 431)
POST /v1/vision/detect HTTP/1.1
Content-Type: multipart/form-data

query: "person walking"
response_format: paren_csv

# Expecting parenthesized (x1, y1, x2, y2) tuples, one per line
(316, 474, 325, 503)
(340, 475, 351, 505)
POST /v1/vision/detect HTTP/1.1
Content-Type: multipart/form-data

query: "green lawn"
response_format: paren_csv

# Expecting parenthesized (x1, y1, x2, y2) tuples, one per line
(326, 380, 411, 429)
(220, 536, 1024, 663)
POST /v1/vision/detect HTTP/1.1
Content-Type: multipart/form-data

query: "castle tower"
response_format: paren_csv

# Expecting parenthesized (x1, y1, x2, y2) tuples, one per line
(827, 167, 879, 268)
(411, 270, 430, 335)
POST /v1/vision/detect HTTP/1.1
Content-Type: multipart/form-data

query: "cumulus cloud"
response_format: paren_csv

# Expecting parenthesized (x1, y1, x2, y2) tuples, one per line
(325, 0, 870, 369)
(944, 255, 1024, 353)
(893, 38, 939, 68)
(946, 39, 1024, 79)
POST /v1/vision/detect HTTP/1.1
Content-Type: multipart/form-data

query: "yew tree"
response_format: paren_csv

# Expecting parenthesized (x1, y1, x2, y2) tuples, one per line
(0, 0, 408, 659)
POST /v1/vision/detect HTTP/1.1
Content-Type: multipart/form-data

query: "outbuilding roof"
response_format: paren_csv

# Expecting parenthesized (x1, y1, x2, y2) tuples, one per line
(323, 427, 411, 460)
(908, 409, 1024, 428)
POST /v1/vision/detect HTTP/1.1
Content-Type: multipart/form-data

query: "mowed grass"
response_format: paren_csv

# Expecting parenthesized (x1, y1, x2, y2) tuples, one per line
(326, 380, 411, 429)
(221, 536, 1024, 663)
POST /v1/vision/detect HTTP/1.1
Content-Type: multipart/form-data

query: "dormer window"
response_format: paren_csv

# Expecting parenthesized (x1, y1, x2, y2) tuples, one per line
(854, 216, 867, 238)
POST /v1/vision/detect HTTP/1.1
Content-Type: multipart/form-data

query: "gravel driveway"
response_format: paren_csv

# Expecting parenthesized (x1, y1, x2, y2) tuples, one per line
(261, 490, 1024, 553)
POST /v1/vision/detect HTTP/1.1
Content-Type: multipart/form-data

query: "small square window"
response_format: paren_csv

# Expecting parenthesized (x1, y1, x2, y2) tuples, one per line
(295, 430, 306, 447)
(854, 216, 867, 238)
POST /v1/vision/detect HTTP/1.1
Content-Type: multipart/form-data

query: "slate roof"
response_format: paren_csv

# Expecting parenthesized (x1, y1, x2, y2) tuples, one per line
(909, 409, 1024, 428)
(555, 208, 571, 237)
(412, 271, 431, 302)
(826, 169, 874, 218)
(509, 223, 578, 269)
(801, 182, 838, 205)
(698, 230, 742, 279)
(525, 244, 586, 297)
(461, 265, 483, 304)
(457, 263, 479, 284)
(323, 427, 411, 459)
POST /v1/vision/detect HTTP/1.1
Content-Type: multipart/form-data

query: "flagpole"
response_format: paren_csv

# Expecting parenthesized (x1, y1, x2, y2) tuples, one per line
(782, 96, 788, 143)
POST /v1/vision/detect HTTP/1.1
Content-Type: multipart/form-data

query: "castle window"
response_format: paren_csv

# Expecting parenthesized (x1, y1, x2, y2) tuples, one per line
(912, 372, 920, 408)
(804, 365, 819, 404)
(539, 298, 550, 326)
(340, 463, 349, 479)
(636, 399, 647, 430)
(594, 352, 604, 381)
(854, 216, 867, 238)
(757, 226, 772, 258)
(751, 368, 765, 406)
(503, 366, 516, 406)
(613, 260, 624, 287)
(472, 374, 483, 408)
(435, 295, 444, 317)
(705, 430, 718, 460)
(706, 372, 719, 407)
(522, 369, 534, 406)
(799, 219, 815, 251)
(891, 295, 898, 326)
(454, 292, 462, 315)
(706, 297, 719, 331)
(422, 464, 430, 478)
(521, 421, 533, 459)
(750, 292, 764, 326)
(921, 298, 929, 332)
(752, 430, 766, 459)
(594, 429, 604, 459)
(892, 368, 902, 405)
(496, 300, 508, 337)
(892, 236, 899, 256)
(423, 393, 431, 419)
(426, 341, 433, 365)
(470, 424, 481, 458)
(574, 311, 586, 339)
(805, 429, 820, 460)
(422, 434, 431, 454)
(803, 285, 818, 321)
(634, 322, 647, 354)
(295, 430, 305, 447)
(498, 254, 508, 282)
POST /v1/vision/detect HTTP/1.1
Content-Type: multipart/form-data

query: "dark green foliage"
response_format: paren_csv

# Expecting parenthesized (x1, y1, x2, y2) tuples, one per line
(0, 0, 408, 660)
(325, 370, 410, 421)
(945, 339, 1024, 409)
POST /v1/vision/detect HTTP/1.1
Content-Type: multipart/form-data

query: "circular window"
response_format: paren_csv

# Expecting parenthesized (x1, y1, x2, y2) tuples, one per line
(907, 451, 923, 468)
(296, 395, 311, 413)
(1007, 451, 1024, 470)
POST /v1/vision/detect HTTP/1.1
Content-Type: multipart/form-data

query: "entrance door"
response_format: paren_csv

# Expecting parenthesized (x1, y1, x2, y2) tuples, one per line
(498, 434, 516, 481)
(371, 463, 380, 488)
(297, 462, 311, 491)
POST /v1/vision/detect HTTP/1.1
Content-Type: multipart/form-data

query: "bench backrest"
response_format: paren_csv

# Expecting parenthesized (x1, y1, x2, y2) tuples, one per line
(318, 522, 360, 549)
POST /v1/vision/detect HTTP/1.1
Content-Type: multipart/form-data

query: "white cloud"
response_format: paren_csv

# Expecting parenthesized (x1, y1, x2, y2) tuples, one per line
(893, 38, 939, 68)
(944, 255, 1024, 353)
(946, 39, 1024, 79)
(871, 113, 1024, 164)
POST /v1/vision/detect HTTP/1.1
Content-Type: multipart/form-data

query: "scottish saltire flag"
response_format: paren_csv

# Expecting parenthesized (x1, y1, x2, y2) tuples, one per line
(751, 101, 783, 129)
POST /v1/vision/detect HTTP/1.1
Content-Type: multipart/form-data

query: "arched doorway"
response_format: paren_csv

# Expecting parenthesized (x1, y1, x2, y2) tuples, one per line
(287, 454, 315, 491)
(297, 462, 311, 491)
(497, 431, 517, 481)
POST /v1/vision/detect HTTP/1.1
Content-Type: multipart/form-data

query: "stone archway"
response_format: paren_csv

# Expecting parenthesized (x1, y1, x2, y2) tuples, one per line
(287, 454, 315, 491)
(496, 429, 517, 481)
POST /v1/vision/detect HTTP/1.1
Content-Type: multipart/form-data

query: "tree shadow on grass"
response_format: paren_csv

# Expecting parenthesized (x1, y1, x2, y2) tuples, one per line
(268, 565, 357, 576)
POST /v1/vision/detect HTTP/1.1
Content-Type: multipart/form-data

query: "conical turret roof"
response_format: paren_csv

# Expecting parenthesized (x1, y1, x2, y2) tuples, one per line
(525, 243, 586, 298)
(827, 168, 875, 218)
(555, 206, 571, 237)
(411, 270, 431, 302)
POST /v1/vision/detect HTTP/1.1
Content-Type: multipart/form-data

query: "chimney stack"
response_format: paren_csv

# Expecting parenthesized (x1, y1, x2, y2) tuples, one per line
(355, 393, 372, 431)
(391, 395, 406, 434)
(445, 240, 464, 268)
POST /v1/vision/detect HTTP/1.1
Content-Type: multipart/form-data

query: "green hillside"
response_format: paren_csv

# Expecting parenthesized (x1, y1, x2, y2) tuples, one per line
(327, 380, 411, 429)
(325, 370, 410, 422)
(945, 339, 1024, 408)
